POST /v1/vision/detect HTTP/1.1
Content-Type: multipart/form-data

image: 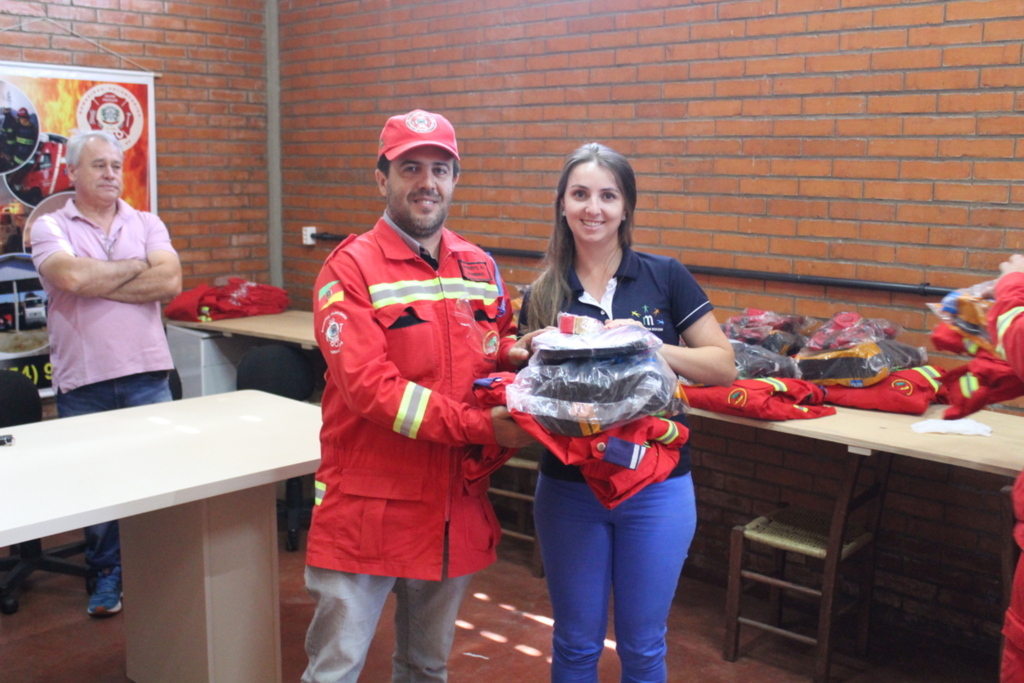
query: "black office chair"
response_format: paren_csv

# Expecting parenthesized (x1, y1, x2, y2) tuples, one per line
(0, 371, 89, 615)
(235, 344, 316, 552)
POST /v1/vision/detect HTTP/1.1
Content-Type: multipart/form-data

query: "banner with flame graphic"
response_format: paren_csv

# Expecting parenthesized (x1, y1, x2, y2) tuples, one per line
(0, 60, 155, 215)
(0, 62, 155, 389)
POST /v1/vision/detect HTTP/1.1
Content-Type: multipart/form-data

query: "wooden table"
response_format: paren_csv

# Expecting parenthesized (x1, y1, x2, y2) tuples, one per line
(0, 390, 321, 683)
(689, 403, 1024, 477)
(165, 311, 316, 398)
(167, 310, 316, 347)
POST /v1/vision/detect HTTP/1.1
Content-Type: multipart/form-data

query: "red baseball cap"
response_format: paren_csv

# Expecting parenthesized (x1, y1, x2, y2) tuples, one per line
(378, 110, 459, 161)
(17, 108, 28, 117)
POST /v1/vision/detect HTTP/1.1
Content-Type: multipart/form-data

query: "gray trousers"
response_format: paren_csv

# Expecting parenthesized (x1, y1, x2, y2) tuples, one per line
(301, 565, 474, 683)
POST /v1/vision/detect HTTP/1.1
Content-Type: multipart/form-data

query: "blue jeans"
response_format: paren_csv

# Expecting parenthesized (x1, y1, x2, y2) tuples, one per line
(534, 473, 697, 683)
(55, 371, 173, 572)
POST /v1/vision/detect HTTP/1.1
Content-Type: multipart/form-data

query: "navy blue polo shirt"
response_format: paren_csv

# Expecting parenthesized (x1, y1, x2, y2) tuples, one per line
(521, 247, 713, 482)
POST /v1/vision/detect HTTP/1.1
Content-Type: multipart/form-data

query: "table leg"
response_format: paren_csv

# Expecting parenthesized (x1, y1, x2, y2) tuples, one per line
(120, 484, 282, 683)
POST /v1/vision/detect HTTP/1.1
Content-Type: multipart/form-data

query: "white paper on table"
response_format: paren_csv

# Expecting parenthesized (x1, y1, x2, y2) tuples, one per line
(910, 418, 992, 436)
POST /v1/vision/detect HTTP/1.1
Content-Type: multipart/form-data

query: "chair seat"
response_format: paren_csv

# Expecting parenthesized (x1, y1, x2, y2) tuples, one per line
(744, 506, 872, 561)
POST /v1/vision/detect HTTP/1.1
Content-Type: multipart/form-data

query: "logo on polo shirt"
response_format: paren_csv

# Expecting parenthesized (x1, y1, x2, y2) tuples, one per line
(630, 305, 666, 333)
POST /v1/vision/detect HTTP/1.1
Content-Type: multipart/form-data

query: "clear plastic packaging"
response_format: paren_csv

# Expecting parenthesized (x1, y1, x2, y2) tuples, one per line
(507, 350, 686, 436)
(529, 321, 663, 364)
(926, 281, 996, 355)
(803, 312, 902, 352)
(731, 340, 802, 380)
(795, 339, 927, 387)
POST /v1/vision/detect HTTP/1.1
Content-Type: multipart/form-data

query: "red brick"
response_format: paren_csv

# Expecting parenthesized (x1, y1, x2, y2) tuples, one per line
(947, 0, 1024, 21)
(777, 33, 838, 54)
(896, 204, 970, 227)
(909, 23, 984, 47)
(839, 28, 908, 50)
(939, 138, 1015, 158)
(872, 47, 942, 70)
(834, 159, 899, 179)
(863, 181, 934, 201)
(867, 94, 937, 114)
(906, 69, 980, 91)
(874, 4, 945, 27)
(982, 67, 1024, 88)
(935, 183, 1010, 204)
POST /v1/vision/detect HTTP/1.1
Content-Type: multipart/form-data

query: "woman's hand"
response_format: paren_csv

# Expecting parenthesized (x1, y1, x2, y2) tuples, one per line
(508, 327, 554, 368)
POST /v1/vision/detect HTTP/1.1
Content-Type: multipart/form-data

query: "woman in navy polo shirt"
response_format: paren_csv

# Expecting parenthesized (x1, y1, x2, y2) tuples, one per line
(520, 142, 736, 682)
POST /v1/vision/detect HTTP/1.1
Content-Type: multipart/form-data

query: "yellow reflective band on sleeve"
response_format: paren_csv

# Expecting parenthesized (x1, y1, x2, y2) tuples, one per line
(910, 365, 941, 392)
(996, 307, 1024, 359)
(653, 419, 679, 444)
(794, 404, 808, 413)
(959, 373, 979, 398)
(394, 382, 431, 439)
(754, 378, 787, 393)
(369, 277, 500, 310)
(314, 480, 326, 506)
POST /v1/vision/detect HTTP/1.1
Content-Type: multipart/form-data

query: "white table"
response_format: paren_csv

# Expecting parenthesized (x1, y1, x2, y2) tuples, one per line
(0, 390, 321, 683)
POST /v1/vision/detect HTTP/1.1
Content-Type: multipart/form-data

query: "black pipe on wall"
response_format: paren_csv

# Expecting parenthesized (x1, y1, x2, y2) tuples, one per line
(310, 233, 953, 298)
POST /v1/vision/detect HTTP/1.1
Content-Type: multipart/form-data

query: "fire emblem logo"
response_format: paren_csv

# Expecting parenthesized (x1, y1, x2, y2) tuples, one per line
(76, 84, 144, 151)
(727, 388, 748, 408)
(891, 378, 914, 396)
(405, 111, 437, 134)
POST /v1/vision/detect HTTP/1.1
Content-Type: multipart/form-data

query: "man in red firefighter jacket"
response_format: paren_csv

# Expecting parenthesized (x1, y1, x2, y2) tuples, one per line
(303, 110, 535, 683)
(999, 254, 1024, 683)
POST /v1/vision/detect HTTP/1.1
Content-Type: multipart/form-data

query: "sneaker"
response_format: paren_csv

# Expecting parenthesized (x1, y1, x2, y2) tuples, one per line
(87, 566, 122, 617)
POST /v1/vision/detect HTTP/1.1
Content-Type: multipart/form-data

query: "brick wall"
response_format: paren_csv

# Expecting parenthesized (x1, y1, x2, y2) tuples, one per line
(278, 0, 1023, 363)
(0, 0, 270, 290)
(276, 0, 1021, 659)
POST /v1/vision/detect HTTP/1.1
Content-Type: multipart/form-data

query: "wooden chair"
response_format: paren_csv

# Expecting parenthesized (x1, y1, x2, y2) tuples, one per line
(488, 444, 544, 577)
(723, 448, 892, 683)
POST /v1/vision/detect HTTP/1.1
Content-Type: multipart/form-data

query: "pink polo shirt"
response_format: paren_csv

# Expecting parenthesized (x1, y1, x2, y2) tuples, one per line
(31, 198, 176, 393)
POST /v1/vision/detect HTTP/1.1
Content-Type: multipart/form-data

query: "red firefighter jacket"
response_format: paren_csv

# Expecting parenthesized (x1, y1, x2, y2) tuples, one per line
(309, 219, 518, 580)
(684, 377, 836, 421)
(473, 373, 688, 510)
(991, 272, 1024, 669)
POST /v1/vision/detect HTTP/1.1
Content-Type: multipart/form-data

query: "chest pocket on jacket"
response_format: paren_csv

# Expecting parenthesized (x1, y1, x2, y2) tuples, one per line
(380, 304, 440, 382)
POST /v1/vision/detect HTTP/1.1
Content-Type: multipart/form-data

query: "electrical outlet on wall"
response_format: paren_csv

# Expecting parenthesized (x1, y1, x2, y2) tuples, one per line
(302, 226, 317, 246)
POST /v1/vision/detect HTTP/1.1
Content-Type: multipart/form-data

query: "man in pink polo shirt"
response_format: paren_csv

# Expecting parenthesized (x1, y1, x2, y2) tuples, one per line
(30, 130, 181, 617)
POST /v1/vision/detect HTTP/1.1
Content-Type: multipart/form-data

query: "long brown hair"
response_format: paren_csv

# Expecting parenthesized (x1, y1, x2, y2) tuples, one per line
(522, 143, 637, 332)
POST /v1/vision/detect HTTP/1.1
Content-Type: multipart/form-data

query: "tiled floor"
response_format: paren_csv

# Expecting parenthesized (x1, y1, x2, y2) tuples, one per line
(0, 532, 999, 682)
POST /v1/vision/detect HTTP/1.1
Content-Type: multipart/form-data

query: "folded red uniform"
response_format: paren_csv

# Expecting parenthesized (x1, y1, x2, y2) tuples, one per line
(937, 350, 1024, 419)
(473, 373, 687, 509)
(684, 377, 836, 420)
(165, 278, 290, 321)
(822, 366, 943, 415)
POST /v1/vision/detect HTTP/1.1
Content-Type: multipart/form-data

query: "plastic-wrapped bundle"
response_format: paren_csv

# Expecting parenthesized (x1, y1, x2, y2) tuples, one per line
(530, 323, 662, 363)
(731, 340, 801, 379)
(926, 281, 996, 355)
(796, 339, 928, 388)
(803, 312, 902, 352)
(507, 322, 686, 437)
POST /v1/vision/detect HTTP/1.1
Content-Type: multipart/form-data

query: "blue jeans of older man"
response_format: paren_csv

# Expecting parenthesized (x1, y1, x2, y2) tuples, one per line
(55, 370, 173, 572)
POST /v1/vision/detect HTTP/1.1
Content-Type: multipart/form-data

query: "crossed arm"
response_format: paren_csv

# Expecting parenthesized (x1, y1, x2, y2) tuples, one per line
(38, 249, 182, 304)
